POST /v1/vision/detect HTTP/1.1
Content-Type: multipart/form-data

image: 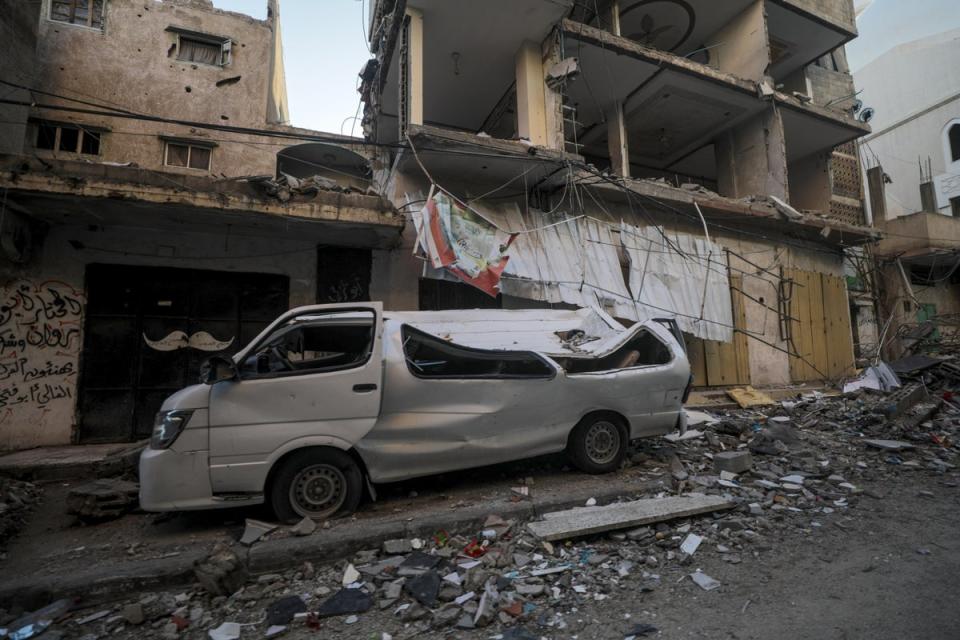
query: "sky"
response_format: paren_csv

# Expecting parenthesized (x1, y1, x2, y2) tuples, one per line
(846, 0, 960, 72)
(211, 0, 960, 132)
(214, 0, 373, 134)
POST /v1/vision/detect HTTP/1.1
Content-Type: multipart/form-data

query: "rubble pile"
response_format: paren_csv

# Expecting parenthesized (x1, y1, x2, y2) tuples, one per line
(3, 386, 958, 639)
(0, 477, 40, 554)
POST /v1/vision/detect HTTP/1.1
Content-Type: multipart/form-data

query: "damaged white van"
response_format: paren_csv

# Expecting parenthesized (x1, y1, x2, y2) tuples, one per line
(140, 303, 692, 522)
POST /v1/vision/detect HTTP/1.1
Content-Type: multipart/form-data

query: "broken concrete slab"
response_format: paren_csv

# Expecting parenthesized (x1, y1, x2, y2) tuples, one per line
(527, 494, 734, 541)
(290, 517, 316, 537)
(863, 439, 916, 451)
(690, 571, 721, 591)
(193, 544, 248, 596)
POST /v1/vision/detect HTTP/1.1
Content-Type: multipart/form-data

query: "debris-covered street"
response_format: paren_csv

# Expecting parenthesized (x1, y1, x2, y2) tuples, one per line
(3, 379, 960, 639)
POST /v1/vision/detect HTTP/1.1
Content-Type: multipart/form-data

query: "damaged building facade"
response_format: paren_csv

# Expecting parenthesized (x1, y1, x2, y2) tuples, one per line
(0, 0, 402, 448)
(0, 0, 881, 451)
(361, 1, 877, 390)
(856, 29, 960, 359)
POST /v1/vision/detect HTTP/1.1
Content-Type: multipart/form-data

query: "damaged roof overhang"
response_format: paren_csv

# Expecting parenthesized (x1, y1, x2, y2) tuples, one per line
(401, 126, 879, 248)
(400, 123, 580, 192)
(766, 0, 858, 80)
(562, 20, 869, 172)
(0, 155, 405, 249)
(585, 176, 881, 248)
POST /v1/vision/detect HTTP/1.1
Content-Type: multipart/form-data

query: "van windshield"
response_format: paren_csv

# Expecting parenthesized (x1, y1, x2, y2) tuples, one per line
(241, 310, 375, 377)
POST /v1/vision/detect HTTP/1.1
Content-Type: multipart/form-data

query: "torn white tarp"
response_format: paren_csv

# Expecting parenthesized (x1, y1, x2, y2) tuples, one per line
(620, 224, 733, 343)
(842, 362, 901, 393)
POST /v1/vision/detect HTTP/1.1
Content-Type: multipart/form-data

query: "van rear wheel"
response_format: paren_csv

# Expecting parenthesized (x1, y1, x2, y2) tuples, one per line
(567, 414, 628, 474)
(270, 449, 362, 524)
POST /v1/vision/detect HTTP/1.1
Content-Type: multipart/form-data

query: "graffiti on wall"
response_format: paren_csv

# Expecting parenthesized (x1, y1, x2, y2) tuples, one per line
(0, 280, 85, 433)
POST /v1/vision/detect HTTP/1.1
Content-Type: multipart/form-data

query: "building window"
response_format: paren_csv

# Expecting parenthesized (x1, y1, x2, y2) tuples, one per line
(50, 0, 105, 29)
(951, 196, 960, 218)
(950, 124, 960, 163)
(164, 141, 213, 171)
(34, 121, 101, 155)
(168, 27, 232, 67)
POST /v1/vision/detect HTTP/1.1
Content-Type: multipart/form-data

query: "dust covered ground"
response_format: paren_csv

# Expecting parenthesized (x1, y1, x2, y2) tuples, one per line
(3, 388, 960, 640)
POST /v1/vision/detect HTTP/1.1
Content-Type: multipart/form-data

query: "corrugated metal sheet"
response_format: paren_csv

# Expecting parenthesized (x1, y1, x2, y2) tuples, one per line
(621, 224, 733, 343)
(414, 199, 733, 343)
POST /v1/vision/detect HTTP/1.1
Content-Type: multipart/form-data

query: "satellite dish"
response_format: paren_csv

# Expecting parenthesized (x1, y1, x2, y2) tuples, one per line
(858, 107, 875, 124)
(851, 99, 863, 114)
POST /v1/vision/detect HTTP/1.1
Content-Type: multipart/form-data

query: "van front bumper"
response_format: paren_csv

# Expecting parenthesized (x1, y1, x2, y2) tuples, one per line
(139, 447, 220, 511)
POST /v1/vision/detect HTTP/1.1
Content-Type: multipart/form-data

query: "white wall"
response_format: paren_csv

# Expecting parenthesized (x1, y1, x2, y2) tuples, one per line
(855, 29, 960, 219)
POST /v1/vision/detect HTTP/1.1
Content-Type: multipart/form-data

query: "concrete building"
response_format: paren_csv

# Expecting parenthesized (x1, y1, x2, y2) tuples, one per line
(857, 29, 960, 358)
(0, 0, 402, 449)
(0, 0, 878, 451)
(361, 0, 876, 389)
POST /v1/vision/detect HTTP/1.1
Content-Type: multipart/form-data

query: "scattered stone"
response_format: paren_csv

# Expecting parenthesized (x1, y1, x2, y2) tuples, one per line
(864, 439, 915, 451)
(690, 571, 721, 591)
(290, 517, 316, 537)
(383, 538, 413, 555)
(208, 622, 241, 640)
(122, 603, 145, 625)
(193, 544, 248, 596)
(714, 451, 753, 474)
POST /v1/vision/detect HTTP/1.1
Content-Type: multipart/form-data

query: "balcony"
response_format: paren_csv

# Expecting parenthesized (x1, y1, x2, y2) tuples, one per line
(875, 212, 960, 261)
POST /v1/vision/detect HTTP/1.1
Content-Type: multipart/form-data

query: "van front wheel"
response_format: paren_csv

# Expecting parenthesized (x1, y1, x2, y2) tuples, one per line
(269, 449, 362, 523)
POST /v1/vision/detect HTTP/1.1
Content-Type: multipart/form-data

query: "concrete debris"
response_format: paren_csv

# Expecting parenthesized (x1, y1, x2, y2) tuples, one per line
(863, 439, 916, 451)
(290, 517, 316, 537)
(16, 379, 960, 639)
(239, 519, 277, 546)
(65, 479, 139, 522)
(208, 622, 241, 640)
(193, 544, 248, 596)
(0, 478, 40, 550)
(690, 570, 721, 591)
(528, 494, 733, 541)
(713, 451, 753, 474)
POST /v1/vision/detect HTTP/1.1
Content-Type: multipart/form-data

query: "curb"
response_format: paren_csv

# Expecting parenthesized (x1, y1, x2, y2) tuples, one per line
(0, 478, 661, 609)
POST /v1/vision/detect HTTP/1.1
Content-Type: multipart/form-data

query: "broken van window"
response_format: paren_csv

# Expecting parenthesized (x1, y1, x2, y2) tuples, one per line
(556, 329, 672, 374)
(241, 311, 374, 377)
(401, 326, 554, 379)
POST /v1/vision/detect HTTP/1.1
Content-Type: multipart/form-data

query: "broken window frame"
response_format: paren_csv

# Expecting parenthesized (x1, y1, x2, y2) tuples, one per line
(556, 328, 674, 376)
(49, 0, 105, 30)
(401, 325, 556, 381)
(31, 119, 102, 156)
(166, 26, 233, 68)
(162, 138, 215, 172)
(239, 310, 377, 380)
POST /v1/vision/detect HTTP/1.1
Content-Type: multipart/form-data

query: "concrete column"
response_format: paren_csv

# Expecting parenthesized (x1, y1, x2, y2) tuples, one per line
(705, 0, 769, 82)
(606, 102, 630, 177)
(715, 106, 789, 200)
(404, 8, 424, 127)
(515, 41, 548, 147)
(866, 166, 887, 223)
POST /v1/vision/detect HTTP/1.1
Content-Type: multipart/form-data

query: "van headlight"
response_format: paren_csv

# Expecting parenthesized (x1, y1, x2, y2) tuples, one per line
(151, 410, 194, 449)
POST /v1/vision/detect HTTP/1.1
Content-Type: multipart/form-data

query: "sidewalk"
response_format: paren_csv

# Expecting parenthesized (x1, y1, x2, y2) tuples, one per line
(0, 441, 146, 480)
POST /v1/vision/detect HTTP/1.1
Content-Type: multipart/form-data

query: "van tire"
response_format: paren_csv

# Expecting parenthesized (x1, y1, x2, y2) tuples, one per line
(567, 414, 628, 474)
(269, 449, 362, 524)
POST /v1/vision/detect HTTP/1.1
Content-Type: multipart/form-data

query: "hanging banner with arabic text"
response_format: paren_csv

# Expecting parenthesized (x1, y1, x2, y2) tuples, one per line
(415, 188, 517, 297)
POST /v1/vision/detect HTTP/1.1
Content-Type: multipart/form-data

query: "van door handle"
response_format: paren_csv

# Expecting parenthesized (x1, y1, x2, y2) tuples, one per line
(353, 384, 377, 393)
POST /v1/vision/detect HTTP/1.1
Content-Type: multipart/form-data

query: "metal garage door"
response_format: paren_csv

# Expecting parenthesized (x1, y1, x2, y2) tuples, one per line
(77, 265, 289, 443)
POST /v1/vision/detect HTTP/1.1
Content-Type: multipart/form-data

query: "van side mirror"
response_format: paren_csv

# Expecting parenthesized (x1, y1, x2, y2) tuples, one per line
(200, 355, 239, 385)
